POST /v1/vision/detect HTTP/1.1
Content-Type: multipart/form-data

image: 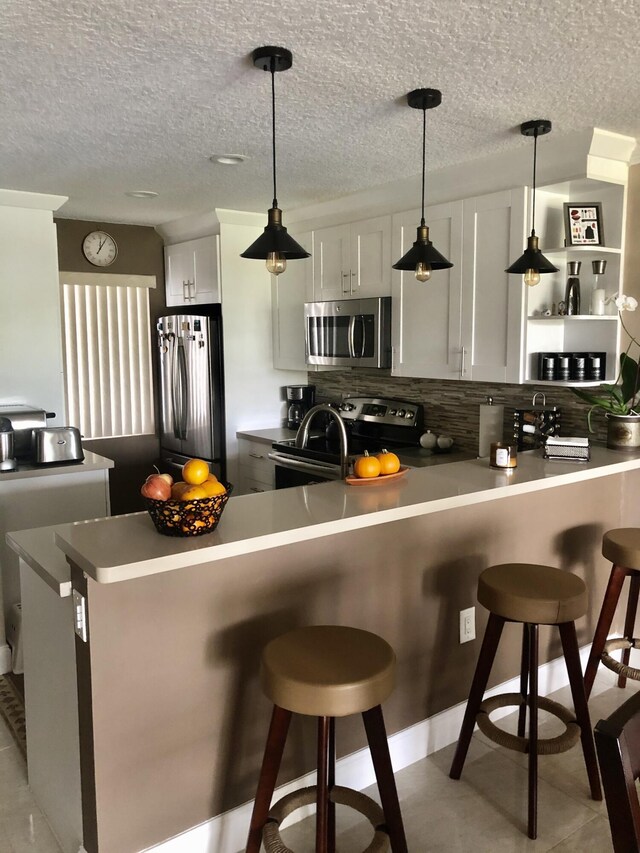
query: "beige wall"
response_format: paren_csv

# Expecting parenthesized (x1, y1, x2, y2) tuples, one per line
(76, 470, 640, 853)
(55, 219, 167, 514)
(623, 163, 640, 346)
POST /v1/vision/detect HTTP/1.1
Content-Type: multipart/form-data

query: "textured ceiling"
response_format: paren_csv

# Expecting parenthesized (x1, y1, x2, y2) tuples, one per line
(2, 0, 640, 225)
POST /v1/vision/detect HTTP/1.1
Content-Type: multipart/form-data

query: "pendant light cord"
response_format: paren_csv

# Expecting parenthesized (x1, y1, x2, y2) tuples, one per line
(420, 106, 426, 226)
(531, 128, 538, 235)
(271, 60, 278, 208)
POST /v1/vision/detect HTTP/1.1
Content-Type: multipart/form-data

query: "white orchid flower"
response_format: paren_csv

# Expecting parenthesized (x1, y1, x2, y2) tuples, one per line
(606, 293, 638, 311)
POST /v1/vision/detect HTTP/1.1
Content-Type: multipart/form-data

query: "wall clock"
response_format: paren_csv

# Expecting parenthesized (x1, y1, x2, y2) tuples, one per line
(82, 231, 118, 267)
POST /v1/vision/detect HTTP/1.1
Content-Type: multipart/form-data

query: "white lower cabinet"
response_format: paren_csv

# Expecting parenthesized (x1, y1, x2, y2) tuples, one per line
(237, 438, 275, 494)
(392, 187, 527, 383)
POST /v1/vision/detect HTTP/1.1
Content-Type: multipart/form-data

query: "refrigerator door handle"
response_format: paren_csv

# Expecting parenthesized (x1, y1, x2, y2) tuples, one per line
(176, 339, 189, 440)
(170, 336, 180, 439)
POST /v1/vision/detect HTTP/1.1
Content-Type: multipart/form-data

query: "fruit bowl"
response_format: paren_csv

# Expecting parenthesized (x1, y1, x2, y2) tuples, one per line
(144, 483, 233, 537)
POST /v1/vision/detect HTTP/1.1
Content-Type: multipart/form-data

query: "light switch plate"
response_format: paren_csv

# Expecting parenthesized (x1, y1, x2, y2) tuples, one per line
(460, 607, 476, 644)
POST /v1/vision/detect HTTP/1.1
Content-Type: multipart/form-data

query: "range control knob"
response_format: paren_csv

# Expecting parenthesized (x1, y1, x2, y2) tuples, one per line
(405, 411, 414, 419)
(389, 409, 396, 416)
(397, 409, 405, 418)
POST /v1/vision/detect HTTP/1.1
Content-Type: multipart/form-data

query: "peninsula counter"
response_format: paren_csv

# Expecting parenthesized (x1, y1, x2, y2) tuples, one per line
(7, 447, 640, 853)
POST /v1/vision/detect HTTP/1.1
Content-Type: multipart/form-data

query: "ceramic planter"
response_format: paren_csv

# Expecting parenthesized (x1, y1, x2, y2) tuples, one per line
(606, 414, 640, 451)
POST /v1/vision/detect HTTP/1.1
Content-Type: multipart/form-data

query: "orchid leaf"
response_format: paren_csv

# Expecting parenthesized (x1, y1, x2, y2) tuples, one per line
(620, 352, 640, 407)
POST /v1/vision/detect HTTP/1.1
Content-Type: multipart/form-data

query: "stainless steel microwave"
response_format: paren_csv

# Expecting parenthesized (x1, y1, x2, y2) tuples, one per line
(304, 297, 391, 368)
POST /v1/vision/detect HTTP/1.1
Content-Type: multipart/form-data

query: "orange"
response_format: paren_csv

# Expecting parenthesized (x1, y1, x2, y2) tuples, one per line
(201, 480, 226, 497)
(206, 473, 218, 482)
(180, 485, 207, 501)
(200, 480, 227, 498)
(182, 458, 209, 485)
(353, 451, 381, 479)
(170, 481, 190, 500)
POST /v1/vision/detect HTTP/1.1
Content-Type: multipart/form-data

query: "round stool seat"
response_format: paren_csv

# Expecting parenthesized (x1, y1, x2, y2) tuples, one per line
(260, 625, 395, 717)
(478, 563, 588, 625)
(603, 529, 640, 571)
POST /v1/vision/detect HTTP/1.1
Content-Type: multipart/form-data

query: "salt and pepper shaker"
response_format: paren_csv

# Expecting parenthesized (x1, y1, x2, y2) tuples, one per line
(564, 261, 581, 315)
(590, 259, 607, 316)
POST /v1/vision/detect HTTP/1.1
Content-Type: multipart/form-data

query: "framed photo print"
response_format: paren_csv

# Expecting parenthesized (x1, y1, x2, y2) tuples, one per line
(563, 202, 604, 247)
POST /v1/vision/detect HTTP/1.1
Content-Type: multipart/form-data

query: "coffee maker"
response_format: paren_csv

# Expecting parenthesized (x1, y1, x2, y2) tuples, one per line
(285, 385, 315, 430)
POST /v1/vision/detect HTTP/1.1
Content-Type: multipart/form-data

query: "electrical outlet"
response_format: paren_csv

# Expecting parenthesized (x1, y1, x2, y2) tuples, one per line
(460, 607, 476, 644)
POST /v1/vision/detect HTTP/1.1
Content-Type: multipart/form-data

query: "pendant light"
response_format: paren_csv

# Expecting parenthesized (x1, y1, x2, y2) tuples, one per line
(506, 119, 558, 287)
(392, 89, 453, 282)
(240, 46, 310, 276)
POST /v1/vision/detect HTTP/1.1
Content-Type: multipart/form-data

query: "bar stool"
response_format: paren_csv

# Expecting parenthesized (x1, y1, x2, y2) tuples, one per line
(245, 625, 407, 853)
(584, 529, 640, 699)
(449, 563, 602, 840)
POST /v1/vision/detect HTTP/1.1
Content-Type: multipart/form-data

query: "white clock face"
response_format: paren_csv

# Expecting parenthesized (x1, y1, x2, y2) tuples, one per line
(82, 231, 118, 267)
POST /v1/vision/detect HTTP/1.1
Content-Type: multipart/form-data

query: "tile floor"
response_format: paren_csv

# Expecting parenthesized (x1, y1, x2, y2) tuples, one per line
(0, 670, 636, 852)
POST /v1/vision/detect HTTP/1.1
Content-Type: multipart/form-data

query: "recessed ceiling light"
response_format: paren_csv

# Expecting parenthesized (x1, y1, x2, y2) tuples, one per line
(125, 190, 158, 199)
(209, 154, 247, 165)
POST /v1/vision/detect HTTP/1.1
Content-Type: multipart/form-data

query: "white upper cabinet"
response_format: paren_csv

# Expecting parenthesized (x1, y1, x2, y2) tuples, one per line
(392, 188, 527, 383)
(391, 202, 463, 379)
(313, 215, 391, 300)
(460, 187, 527, 383)
(165, 235, 220, 306)
(271, 230, 313, 371)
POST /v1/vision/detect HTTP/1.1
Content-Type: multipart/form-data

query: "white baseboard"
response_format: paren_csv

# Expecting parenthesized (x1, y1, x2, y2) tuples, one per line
(0, 644, 12, 675)
(143, 643, 595, 853)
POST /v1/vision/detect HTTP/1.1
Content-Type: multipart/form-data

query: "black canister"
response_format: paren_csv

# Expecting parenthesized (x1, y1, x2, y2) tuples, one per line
(541, 356, 556, 381)
(571, 354, 586, 381)
(587, 354, 603, 381)
(557, 354, 571, 381)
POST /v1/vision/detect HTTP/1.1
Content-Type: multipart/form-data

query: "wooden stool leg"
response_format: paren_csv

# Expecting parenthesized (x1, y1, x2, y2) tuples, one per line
(246, 705, 292, 853)
(527, 623, 539, 841)
(327, 717, 336, 853)
(316, 716, 330, 853)
(362, 705, 408, 853)
(450, 612, 505, 779)
(559, 621, 603, 802)
(619, 572, 640, 689)
(584, 564, 628, 699)
(518, 623, 530, 738)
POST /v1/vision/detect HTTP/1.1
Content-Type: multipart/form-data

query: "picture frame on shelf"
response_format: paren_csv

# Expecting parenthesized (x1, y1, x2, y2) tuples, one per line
(563, 202, 604, 247)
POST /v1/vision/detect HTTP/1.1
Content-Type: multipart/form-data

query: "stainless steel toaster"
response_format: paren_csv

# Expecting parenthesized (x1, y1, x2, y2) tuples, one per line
(32, 427, 84, 464)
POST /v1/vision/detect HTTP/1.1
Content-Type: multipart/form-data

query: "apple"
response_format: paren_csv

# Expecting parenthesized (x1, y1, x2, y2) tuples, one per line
(157, 473, 173, 486)
(141, 474, 171, 501)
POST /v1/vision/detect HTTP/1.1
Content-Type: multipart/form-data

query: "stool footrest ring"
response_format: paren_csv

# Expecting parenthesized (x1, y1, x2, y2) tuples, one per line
(263, 785, 390, 853)
(601, 637, 640, 682)
(477, 692, 581, 755)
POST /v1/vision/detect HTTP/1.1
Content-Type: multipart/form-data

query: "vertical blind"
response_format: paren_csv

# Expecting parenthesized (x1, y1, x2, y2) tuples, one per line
(61, 282, 155, 439)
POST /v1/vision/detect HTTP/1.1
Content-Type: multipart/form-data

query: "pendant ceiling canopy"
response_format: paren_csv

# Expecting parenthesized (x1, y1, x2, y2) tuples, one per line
(240, 46, 310, 276)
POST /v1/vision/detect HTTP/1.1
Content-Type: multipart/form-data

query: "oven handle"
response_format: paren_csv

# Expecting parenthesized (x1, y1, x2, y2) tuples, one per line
(268, 452, 343, 479)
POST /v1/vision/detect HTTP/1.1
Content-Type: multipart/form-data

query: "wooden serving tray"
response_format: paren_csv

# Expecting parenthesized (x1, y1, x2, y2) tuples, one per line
(345, 466, 409, 486)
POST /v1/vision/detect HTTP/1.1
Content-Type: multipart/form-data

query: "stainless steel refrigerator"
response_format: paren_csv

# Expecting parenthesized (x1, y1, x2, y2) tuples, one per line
(156, 306, 226, 481)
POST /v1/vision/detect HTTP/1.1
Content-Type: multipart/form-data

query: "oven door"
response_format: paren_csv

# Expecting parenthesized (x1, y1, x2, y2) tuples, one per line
(269, 451, 342, 489)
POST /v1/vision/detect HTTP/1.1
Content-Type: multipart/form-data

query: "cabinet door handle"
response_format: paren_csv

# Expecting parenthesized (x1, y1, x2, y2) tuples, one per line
(188, 280, 196, 301)
(460, 346, 467, 377)
(350, 270, 356, 294)
(182, 280, 189, 301)
(249, 452, 265, 459)
(342, 272, 350, 294)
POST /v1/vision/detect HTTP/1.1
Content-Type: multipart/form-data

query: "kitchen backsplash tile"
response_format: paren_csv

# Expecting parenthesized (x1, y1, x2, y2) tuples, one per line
(310, 369, 605, 452)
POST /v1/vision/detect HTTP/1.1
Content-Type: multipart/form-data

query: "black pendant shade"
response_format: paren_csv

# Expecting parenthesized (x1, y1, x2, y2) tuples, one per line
(240, 46, 310, 273)
(506, 119, 558, 283)
(240, 206, 310, 260)
(393, 224, 454, 272)
(392, 89, 452, 279)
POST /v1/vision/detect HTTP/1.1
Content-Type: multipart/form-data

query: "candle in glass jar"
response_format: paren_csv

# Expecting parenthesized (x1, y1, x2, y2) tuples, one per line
(490, 442, 518, 469)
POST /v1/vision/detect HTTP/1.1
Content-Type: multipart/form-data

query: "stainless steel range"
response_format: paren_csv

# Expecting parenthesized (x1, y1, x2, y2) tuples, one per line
(269, 396, 424, 488)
